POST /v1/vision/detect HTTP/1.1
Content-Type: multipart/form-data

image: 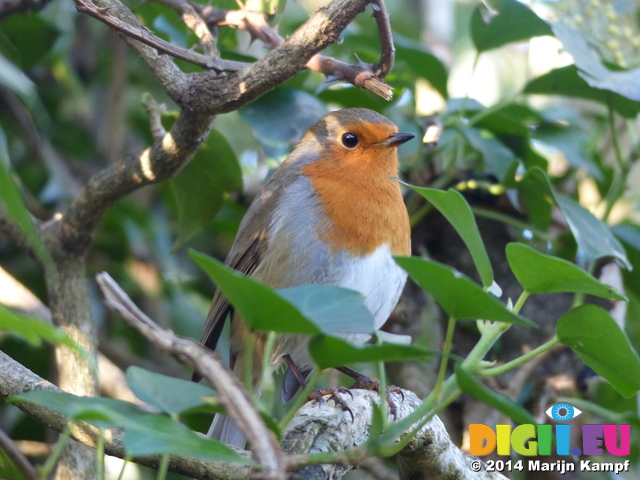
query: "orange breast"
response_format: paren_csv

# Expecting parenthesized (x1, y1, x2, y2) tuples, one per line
(302, 146, 410, 257)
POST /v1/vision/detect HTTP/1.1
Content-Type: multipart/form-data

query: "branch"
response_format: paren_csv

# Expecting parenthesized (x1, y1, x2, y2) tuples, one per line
(282, 390, 508, 480)
(73, 0, 243, 72)
(94, 272, 285, 478)
(0, 208, 35, 259)
(0, 351, 252, 480)
(48, 109, 213, 252)
(371, 0, 394, 76)
(188, 0, 381, 114)
(182, 3, 219, 59)
(0, 427, 38, 480)
(196, 3, 395, 100)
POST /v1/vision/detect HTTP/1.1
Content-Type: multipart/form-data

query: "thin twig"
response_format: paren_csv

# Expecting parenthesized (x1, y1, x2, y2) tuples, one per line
(73, 0, 245, 72)
(142, 95, 167, 142)
(0, 428, 39, 480)
(94, 272, 286, 479)
(182, 3, 219, 58)
(371, 0, 394, 76)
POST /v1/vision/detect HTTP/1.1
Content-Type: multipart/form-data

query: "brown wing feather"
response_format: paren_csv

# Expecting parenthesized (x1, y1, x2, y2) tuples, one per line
(191, 234, 265, 381)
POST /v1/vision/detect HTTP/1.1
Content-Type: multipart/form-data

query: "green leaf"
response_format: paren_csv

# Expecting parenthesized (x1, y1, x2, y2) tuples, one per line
(125, 366, 217, 416)
(525, 65, 640, 118)
(470, 0, 552, 52)
(308, 335, 433, 370)
(474, 103, 542, 137)
(516, 168, 630, 269)
(122, 415, 249, 463)
(11, 391, 249, 463)
(189, 250, 374, 335)
(278, 285, 374, 335)
(0, 448, 28, 480)
(395, 257, 533, 326)
(169, 129, 242, 247)
(506, 243, 627, 300)
(515, 166, 554, 230)
(394, 37, 448, 99)
(460, 126, 518, 182)
(555, 195, 631, 270)
(455, 365, 536, 424)
(399, 184, 493, 288)
(557, 305, 640, 398)
(10, 391, 147, 430)
(0, 305, 92, 362)
(240, 89, 328, 159)
(552, 22, 640, 102)
(0, 53, 35, 101)
(0, 133, 53, 271)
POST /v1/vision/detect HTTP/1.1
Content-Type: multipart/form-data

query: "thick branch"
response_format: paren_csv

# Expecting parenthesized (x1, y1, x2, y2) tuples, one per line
(282, 390, 508, 480)
(0, 351, 252, 480)
(184, 0, 376, 113)
(46, 110, 213, 252)
(197, 3, 394, 100)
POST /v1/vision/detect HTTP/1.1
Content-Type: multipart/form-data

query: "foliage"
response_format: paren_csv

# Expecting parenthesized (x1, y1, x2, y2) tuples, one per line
(2, 0, 640, 478)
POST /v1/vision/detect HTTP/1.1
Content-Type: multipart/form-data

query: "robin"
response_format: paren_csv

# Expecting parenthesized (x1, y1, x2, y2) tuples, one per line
(198, 107, 414, 447)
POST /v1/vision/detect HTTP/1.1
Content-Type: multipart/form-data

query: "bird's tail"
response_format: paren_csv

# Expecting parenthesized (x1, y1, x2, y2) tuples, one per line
(208, 413, 246, 449)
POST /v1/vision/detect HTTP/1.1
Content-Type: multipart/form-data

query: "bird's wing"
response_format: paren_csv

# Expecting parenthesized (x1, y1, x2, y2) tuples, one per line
(191, 232, 267, 382)
(199, 233, 264, 352)
(194, 158, 305, 383)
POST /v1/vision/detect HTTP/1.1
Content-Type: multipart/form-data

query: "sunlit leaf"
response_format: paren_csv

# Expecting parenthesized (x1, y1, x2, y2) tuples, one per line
(11, 391, 248, 463)
(555, 195, 630, 270)
(0, 305, 92, 364)
(506, 243, 627, 300)
(525, 66, 640, 118)
(552, 22, 640, 101)
(470, 0, 552, 52)
(122, 414, 249, 462)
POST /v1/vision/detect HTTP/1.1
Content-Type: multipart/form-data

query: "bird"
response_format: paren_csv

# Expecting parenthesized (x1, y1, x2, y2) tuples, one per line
(198, 107, 414, 448)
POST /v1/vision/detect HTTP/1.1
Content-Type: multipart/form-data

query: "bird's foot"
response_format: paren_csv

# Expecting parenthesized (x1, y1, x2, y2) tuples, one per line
(337, 367, 404, 420)
(309, 387, 354, 422)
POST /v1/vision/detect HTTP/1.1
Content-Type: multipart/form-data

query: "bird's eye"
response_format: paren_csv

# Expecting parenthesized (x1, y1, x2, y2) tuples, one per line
(341, 133, 359, 148)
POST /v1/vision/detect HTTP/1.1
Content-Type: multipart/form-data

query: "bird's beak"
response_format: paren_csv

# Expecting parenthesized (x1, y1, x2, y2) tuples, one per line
(376, 132, 416, 147)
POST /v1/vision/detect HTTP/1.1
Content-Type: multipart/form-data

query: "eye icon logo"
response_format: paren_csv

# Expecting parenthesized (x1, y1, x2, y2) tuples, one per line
(545, 403, 582, 422)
